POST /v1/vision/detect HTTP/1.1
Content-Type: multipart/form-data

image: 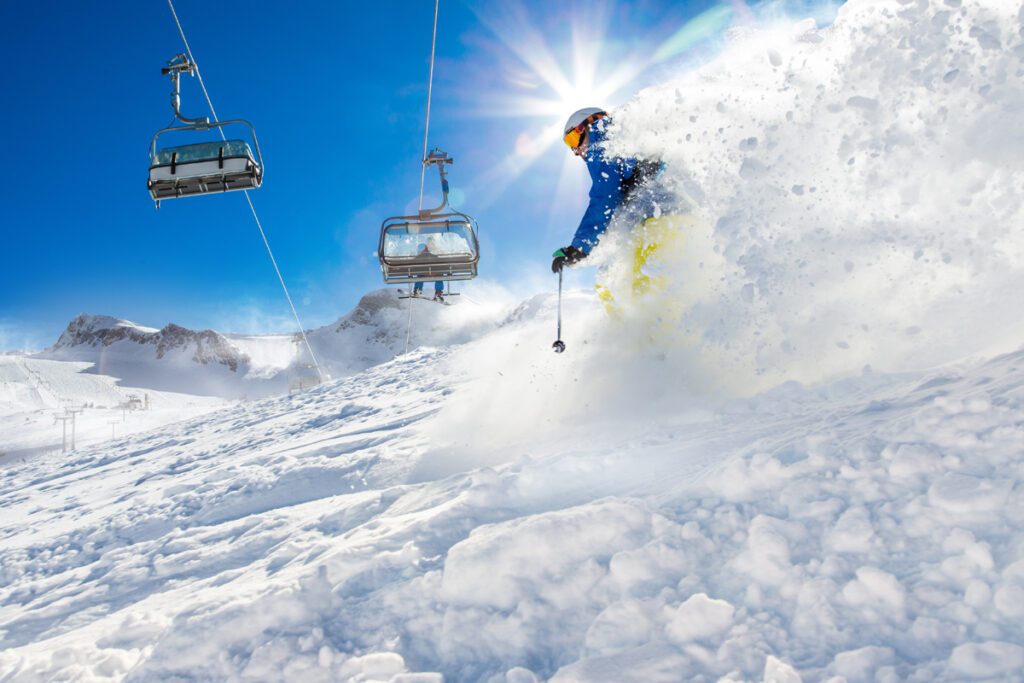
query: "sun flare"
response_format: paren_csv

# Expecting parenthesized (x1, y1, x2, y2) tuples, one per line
(459, 1, 747, 211)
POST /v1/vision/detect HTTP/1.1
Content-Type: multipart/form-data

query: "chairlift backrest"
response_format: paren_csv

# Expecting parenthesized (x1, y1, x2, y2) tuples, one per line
(148, 133, 263, 204)
(379, 215, 479, 284)
(153, 140, 253, 166)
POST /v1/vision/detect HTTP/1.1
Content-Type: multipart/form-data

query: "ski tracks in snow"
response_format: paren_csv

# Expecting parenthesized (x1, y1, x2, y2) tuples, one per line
(0, 350, 448, 663)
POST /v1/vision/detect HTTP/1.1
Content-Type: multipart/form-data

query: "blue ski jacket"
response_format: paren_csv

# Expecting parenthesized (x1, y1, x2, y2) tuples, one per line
(570, 121, 655, 254)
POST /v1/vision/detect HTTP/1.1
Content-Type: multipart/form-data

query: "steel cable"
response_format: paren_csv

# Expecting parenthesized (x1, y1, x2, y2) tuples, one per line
(166, 0, 326, 383)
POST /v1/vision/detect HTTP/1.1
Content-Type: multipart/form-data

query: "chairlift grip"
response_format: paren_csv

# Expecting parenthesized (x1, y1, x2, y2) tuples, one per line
(162, 53, 194, 76)
(424, 148, 453, 165)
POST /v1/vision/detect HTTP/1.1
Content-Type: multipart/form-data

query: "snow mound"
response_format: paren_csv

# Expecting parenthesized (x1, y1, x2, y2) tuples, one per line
(594, 0, 1024, 392)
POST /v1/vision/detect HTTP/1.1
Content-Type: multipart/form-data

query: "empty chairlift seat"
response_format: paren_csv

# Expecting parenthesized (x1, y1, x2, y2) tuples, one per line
(379, 217, 479, 284)
(148, 139, 263, 202)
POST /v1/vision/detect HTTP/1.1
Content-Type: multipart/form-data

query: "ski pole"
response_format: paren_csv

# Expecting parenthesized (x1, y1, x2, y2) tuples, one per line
(552, 267, 566, 353)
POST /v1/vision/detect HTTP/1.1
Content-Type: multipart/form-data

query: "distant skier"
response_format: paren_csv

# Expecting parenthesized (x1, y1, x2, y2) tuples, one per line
(551, 107, 663, 273)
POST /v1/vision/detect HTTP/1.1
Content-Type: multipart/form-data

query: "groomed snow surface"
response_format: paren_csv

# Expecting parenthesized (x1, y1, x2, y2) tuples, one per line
(3, 0, 1024, 680)
(0, 356, 225, 466)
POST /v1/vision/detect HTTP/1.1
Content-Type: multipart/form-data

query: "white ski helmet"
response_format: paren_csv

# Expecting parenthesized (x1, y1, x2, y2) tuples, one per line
(562, 107, 607, 147)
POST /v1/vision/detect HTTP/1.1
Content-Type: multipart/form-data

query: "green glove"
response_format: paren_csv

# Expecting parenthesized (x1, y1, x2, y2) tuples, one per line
(551, 246, 585, 273)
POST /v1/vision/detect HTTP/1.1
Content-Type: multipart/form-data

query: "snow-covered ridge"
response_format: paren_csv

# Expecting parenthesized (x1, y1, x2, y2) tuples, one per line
(52, 314, 246, 371)
(308, 288, 512, 377)
(54, 314, 159, 338)
(39, 313, 262, 398)
(35, 290, 513, 399)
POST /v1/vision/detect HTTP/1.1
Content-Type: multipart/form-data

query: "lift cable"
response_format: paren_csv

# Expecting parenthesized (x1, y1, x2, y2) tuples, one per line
(417, 0, 441, 212)
(165, 0, 326, 383)
(405, 0, 443, 351)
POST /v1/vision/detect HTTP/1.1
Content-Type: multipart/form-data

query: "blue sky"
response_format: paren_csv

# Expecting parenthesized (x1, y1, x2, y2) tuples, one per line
(2, 0, 791, 349)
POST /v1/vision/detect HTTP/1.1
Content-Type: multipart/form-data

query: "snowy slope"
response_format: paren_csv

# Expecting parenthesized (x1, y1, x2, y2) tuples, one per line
(3, 0, 1024, 680)
(0, 355, 226, 464)
(0, 356, 125, 412)
(0, 291, 1021, 681)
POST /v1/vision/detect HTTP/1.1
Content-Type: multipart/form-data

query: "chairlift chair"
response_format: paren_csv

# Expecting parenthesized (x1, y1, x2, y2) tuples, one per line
(147, 54, 264, 207)
(378, 149, 479, 285)
(289, 363, 322, 394)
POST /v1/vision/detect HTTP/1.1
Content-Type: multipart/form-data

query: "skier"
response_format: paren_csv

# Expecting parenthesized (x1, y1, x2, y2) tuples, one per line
(413, 279, 445, 301)
(551, 108, 662, 273)
(412, 242, 445, 302)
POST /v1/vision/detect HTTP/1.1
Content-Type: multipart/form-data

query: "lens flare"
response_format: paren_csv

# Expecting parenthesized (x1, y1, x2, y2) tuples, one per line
(457, 1, 750, 211)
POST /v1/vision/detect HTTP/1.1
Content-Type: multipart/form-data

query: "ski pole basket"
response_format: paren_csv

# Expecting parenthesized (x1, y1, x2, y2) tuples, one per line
(378, 149, 479, 285)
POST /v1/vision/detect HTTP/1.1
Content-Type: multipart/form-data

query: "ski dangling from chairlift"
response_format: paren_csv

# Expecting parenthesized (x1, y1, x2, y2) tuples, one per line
(147, 54, 264, 207)
(378, 148, 479, 285)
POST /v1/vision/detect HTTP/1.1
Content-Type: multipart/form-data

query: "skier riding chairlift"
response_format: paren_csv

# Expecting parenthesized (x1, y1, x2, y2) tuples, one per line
(378, 149, 479, 286)
(412, 241, 446, 301)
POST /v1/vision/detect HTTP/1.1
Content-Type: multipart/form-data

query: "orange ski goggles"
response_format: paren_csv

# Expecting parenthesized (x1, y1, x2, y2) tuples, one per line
(563, 112, 606, 149)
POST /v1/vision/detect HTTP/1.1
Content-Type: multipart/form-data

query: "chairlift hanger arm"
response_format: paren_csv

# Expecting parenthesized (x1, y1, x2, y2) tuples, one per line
(418, 148, 456, 218)
(163, 53, 210, 127)
(150, 55, 265, 172)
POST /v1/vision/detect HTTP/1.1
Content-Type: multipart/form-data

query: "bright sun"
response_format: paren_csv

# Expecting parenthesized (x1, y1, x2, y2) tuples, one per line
(459, 1, 744, 209)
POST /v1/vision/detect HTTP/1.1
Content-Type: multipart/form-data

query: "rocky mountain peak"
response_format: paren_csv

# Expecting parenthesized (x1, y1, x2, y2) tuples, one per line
(50, 314, 248, 372)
